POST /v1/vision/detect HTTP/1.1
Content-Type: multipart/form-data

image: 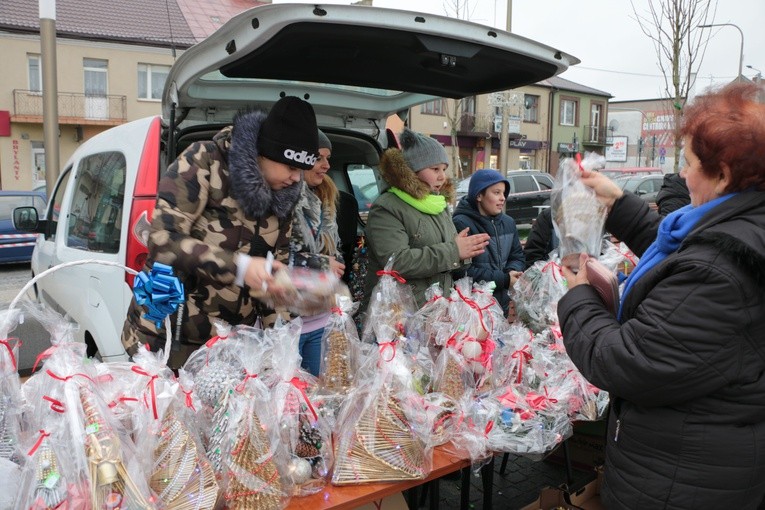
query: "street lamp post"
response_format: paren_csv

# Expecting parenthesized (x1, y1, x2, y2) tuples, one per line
(747, 65, 762, 85)
(699, 23, 744, 82)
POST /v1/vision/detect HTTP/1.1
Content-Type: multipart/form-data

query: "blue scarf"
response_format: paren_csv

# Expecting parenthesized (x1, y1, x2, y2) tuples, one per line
(617, 193, 737, 320)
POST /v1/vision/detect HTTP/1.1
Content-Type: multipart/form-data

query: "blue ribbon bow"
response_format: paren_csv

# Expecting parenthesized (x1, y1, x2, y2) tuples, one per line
(133, 263, 185, 328)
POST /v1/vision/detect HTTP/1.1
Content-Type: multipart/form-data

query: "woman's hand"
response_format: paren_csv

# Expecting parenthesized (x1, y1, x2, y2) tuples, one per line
(580, 169, 624, 211)
(560, 253, 590, 289)
(244, 256, 285, 290)
(329, 258, 346, 279)
(455, 228, 490, 260)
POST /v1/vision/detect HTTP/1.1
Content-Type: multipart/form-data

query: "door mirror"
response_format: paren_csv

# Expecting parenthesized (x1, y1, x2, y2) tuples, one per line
(13, 206, 39, 232)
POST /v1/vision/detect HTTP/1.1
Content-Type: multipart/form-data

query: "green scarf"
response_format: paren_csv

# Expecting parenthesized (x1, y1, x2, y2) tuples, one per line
(388, 187, 447, 215)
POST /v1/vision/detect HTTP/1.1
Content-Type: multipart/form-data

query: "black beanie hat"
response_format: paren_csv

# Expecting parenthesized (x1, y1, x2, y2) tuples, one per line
(257, 96, 319, 170)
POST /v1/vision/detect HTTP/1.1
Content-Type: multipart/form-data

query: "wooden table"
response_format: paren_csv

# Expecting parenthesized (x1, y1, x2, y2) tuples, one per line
(286, 444, 472, 510)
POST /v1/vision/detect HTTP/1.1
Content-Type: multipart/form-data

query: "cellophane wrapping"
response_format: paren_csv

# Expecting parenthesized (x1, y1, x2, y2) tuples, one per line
(261, 266, 350, 316)
(332, 343, 431, 485)
(0, 308, 24, 510)
(265, 318, 333, 497)
(550, 152, 607, 269)
(361, 256, 418, 345)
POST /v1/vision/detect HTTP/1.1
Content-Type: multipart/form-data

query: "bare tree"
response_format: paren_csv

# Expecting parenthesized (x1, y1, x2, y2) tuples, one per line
(630, 0, 717, 172)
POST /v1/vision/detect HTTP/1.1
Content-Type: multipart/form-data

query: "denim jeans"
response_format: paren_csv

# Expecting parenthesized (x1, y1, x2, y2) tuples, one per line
(299, 327, 324, 376)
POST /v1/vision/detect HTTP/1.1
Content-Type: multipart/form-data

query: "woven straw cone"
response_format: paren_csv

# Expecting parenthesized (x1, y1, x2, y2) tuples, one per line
(151, 412, 219, 510)
(438, 355, 466, 403)
(333, 394, 426, 484)
(224, 412, 282, 509)
(322, 330, 352, 392)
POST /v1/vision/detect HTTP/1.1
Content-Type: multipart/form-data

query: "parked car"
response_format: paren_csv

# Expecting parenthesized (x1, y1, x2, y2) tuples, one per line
(505, 170, 555, 225)
(13, 3, 576, 361)
(614, 173, 666, 209)
(601, 167, 662, 179)
(455, 176, 472, 203)
(1, 190, 46, 264)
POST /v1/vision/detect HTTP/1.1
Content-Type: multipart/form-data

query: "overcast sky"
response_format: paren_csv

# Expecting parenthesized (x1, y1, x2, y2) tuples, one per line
(274, 0, 765, 101)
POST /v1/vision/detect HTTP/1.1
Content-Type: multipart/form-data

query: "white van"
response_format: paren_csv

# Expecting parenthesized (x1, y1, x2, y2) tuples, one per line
(14, 3, 577, 361)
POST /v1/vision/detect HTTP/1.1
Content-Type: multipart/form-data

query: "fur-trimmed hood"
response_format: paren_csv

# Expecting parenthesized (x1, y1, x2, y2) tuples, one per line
(379, 147, 454, 202)
(219, 110, 302, 220)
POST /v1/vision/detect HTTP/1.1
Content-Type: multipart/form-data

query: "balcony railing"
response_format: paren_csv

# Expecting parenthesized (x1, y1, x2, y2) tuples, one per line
(13, 89, 127, 124)
(582, 125, 608, 145)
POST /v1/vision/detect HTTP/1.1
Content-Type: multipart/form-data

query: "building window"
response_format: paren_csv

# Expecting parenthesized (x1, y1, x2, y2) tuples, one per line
(84, 58, 108, 96)
(420, 99, 444, 116)
(138, 63, 170, 100)
(523, 94, 539, 123)
(28, 54, 42, 92)
(560, 97, 578, 126)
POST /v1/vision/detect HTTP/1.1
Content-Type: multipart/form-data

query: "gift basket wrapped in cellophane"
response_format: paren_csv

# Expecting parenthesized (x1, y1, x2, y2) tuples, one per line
(361, 256, 418, 345)
(316, 295, 362, 401)
(550, 152, 607, 271)
(0, 307, 25, 509)
(512, 259, 568, 334)
(16, 300, 157, 509)
(264, 318, 333, 497)
(260, 265, 350, 317)
(331, 339, 432, 485)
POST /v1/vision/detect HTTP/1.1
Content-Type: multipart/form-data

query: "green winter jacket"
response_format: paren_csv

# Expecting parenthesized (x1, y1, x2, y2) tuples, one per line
(362, 148, 463, 310)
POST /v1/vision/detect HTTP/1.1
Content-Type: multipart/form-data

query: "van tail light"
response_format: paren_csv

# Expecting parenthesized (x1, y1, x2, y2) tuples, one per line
(125, 204, 153, 287)
(125, 116, 161, 287)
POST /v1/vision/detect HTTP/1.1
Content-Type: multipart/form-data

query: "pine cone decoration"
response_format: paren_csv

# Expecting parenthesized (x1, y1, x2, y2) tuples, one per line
(295, 441, 321, 459)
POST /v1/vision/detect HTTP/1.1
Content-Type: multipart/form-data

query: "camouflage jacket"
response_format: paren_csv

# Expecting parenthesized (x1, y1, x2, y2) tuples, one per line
(122, 110, 303, 358)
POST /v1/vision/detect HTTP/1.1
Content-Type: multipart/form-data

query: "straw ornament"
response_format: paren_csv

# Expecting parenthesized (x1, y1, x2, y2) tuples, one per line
(151, 411, 219, 509)
(31, 443, 67, 509)
(333, 394, 426, 484)
(206, 389, 232, 476)
(0, 395, 20, 464)
(79, 385, 153, 510)
(224, 412, 282, 509)
(438, 354, 467, 403)
(321, 329, 353, 391)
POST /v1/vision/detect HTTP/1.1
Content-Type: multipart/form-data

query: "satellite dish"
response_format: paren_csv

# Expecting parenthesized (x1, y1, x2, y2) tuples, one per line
(608, 119, 620, 132)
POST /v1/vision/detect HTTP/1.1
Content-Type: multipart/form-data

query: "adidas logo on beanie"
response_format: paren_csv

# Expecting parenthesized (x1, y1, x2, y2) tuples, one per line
(257, 96, 319, 170)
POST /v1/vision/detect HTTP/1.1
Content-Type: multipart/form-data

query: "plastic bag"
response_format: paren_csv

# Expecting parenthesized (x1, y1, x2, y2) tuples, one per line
(361, 256, 418, 344)
(263, 266, 349, 316)
(551, 152, 607, 270)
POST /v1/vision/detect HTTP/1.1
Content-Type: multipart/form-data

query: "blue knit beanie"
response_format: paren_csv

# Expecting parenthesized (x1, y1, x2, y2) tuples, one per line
(468, 169, 509, 201)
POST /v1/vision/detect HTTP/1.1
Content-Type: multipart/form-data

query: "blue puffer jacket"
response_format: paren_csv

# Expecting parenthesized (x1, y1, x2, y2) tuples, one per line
(452, 197, 525, 314)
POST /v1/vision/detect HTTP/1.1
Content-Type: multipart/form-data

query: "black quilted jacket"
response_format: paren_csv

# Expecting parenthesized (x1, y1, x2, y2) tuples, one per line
(558, 191, 765, 509)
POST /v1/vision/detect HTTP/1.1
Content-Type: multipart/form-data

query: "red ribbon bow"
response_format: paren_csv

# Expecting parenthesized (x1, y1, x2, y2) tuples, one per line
(27, 429, 50, 456)
(235, 371, 259, 393)
(180, 385, 196, 411)
(289, 377, 318, 421)
(541, 261, 562, 282)
(378, 340, 397, 364)
(511, 345, 533, 384)
(0, 337, 20, 371)
(376, 269, 406, 284)
(131, 366, 159, 419)
(526, 388, 558, 411)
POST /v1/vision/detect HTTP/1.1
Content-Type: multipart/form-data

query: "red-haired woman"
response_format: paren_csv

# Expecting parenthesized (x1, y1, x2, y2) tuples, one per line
(559, 82, 765, 508)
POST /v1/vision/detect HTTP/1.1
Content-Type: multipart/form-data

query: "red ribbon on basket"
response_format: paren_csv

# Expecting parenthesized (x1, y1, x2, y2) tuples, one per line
(375, 269, 406, 284)
(526, 388, 558, 411)
(33, 345, 58, 373)
(289, 377, 318, 421)
(42, 395, 66, 414)
(575, 152, 584, 172)
(131, 366, 159, 420)
(330, 306, 343, 315)
(455, 286, 490, 334)
(107, 395, 139, 409)
(511, 344, 533, 384)
(45, 369, 95, 384)
(541, 261, 562, 282)
(0, 337, 20, 371)
(27, 429, 50, 456)
(235, 370, 259, 393)
(378, 340, 397, 364)
(179, 385, 196, 411)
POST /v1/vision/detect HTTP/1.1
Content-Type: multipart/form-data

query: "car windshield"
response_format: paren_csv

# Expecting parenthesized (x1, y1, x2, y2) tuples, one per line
(347, 164, 380, 213)
(457, 177, 471, 193)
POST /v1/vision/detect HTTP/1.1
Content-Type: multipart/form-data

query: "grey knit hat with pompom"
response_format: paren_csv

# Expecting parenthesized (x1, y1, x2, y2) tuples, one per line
(399, 128, 449, 172)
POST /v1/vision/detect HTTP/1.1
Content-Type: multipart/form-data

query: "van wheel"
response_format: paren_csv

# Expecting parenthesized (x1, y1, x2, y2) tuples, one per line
(85, 332, 101, 360)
